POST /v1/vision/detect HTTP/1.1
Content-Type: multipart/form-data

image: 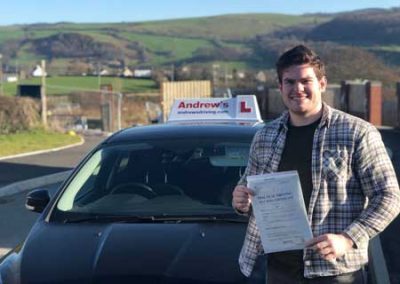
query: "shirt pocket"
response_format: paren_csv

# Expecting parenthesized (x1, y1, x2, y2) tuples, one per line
(322, 148, 349, 181)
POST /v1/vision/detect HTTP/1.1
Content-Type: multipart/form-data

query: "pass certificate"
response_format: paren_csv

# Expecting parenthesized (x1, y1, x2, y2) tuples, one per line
(247, 171, 313, 253)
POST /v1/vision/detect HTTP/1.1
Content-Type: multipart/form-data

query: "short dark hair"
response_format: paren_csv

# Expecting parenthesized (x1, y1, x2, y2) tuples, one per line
(276, 45, 325, 83)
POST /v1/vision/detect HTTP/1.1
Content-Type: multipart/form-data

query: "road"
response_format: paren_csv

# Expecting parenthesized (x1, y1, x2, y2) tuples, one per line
(0, 133, 106, 258)
(0, 134, 105, 188)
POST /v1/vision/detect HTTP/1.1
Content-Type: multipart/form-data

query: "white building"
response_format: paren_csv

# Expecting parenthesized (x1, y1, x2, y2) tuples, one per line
(122, 67, 133, 77)
(134, 68, 152, 78)
(99, 69, 109, 76)
(32, 65, 47, 77)
(4, 74, 18, 82)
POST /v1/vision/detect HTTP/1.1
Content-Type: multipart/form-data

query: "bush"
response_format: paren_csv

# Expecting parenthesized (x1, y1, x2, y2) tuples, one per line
(0, 96, 40, 134)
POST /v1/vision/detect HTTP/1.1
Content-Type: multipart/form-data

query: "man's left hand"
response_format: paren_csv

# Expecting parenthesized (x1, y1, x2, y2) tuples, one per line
(306, 233, 354, 261)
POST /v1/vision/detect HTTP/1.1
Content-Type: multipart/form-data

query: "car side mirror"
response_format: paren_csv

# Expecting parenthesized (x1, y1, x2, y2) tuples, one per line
(26, 189, 50, 213)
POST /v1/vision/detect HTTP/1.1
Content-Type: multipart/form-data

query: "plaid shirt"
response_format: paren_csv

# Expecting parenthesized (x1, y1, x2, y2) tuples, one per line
(238, 103, 400, 278)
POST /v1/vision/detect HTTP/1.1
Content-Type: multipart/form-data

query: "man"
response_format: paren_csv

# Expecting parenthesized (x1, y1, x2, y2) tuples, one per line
(232, 45, 400, 283)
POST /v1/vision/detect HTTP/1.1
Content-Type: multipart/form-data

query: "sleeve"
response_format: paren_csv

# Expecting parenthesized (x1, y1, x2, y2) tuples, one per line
(344, 126, 400, 247)
(237, 130, 263, 186)
(233, 130, 263, 216)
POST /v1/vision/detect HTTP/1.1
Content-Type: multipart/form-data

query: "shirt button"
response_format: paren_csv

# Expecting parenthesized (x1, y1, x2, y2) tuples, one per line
(304, 260, 312, 266)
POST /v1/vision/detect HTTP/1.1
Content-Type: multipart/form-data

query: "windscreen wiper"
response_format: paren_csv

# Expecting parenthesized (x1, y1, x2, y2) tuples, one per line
(148, 214, 248, 223)
(63, 214, 247, 224)
(63, 215, 158, 223)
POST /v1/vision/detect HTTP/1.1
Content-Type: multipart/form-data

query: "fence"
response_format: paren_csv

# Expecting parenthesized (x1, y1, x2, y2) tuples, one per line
(43, 81, 216, 131)
(46, 91, 160, 132)
(263, 80, 398, 127)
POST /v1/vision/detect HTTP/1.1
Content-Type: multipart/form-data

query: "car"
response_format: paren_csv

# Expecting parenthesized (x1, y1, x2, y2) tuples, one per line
(0, 96, 399, 284)
(0, 96, 267, 284)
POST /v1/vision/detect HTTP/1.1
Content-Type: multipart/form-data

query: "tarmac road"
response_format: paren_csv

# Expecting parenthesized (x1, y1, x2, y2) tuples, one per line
(0, 134, 106, 188)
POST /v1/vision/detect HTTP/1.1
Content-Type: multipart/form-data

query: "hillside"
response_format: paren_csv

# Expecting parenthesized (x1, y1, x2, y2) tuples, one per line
(306, 8, 400, 66)
(0, 13, 330, 73)
(307, 8, 400, 45)
(0, 9, 399, 86)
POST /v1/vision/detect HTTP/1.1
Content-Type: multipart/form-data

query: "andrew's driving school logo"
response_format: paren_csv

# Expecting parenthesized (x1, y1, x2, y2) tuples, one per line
(176, 100, 230, 115)
(168, 95, 262, 122)
(177, 99, 252, 113)
(177, 101, 229, 109)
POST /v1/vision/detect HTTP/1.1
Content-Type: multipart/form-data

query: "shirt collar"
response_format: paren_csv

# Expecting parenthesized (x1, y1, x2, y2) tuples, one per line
(277, 102, 332, 131)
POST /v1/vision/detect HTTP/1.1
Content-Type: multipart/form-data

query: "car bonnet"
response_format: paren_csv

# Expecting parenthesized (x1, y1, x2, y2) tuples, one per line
(19, 221, 248, 283)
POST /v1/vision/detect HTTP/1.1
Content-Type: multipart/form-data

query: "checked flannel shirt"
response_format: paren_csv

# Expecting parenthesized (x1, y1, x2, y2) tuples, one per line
(237, 103, 400, 278)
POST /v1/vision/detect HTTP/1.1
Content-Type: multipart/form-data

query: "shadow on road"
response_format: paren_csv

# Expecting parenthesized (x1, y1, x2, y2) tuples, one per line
(0, 162, 71, 187)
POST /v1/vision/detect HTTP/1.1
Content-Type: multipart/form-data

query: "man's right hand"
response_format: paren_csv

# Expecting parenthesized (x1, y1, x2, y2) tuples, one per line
(232, 185, 253, 213)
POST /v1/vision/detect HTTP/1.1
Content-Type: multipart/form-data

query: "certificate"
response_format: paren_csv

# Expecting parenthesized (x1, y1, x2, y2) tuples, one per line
(247, 171, 313, 253)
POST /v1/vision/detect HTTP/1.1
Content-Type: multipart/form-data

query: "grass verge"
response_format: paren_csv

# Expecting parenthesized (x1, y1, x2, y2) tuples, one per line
(0, 129, 82, 157)
(3, 76, 158, 97)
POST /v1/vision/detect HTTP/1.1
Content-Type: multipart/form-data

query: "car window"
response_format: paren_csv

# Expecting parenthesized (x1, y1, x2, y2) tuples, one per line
(57, 150, 102, 211)
(55, 138, 250, 218)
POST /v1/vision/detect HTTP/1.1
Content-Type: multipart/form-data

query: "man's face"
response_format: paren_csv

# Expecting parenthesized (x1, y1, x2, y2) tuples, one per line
(279, 64, 326, 120)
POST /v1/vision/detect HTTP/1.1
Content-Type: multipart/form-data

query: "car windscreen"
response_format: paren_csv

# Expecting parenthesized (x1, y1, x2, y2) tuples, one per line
(52, 138, 250, 221)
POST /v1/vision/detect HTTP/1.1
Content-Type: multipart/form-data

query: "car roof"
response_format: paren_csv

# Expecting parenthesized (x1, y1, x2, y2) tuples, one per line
(104, 122, 264, 144)
(102, 122, 399, 146)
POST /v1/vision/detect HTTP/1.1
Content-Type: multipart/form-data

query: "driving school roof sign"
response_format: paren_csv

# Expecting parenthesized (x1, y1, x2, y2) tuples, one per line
(167, 95, 262, 123)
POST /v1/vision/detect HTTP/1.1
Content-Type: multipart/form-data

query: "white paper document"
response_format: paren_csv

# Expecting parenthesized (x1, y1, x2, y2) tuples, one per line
(247, 171, 313, 253)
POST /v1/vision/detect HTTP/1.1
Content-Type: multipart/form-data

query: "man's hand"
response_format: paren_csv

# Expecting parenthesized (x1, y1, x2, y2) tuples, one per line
(232, 185, 253, 213)
(306, 233, 354, 261)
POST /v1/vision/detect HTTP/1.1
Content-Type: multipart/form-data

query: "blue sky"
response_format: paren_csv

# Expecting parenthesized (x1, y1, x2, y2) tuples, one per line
(1, 0, 399, 25)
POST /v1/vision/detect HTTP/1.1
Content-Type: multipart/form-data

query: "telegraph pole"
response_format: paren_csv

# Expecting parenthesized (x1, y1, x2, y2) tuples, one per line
(0, 54, 3, 96)
(41, 60, 48, 128)
(97, 62, 101, 88)
(117, 93, 122, 130)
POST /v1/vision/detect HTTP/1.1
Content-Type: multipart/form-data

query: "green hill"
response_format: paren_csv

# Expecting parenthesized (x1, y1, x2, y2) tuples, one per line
(0, 13, 331, 74)
(0, 10, 399, 91)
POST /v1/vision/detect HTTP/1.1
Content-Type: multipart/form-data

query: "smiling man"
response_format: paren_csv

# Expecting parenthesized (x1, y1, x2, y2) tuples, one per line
(232, 45, 400, 283)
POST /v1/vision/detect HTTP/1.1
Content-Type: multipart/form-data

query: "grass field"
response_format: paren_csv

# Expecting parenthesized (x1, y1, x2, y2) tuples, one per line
(124, 13, 331, 41)
(0, 129, 82, 157)
(120, 32, 214, 64)
(3, 76, 158, 96)
(368, 45, 400, 52)
(0, 27, 26, 41)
